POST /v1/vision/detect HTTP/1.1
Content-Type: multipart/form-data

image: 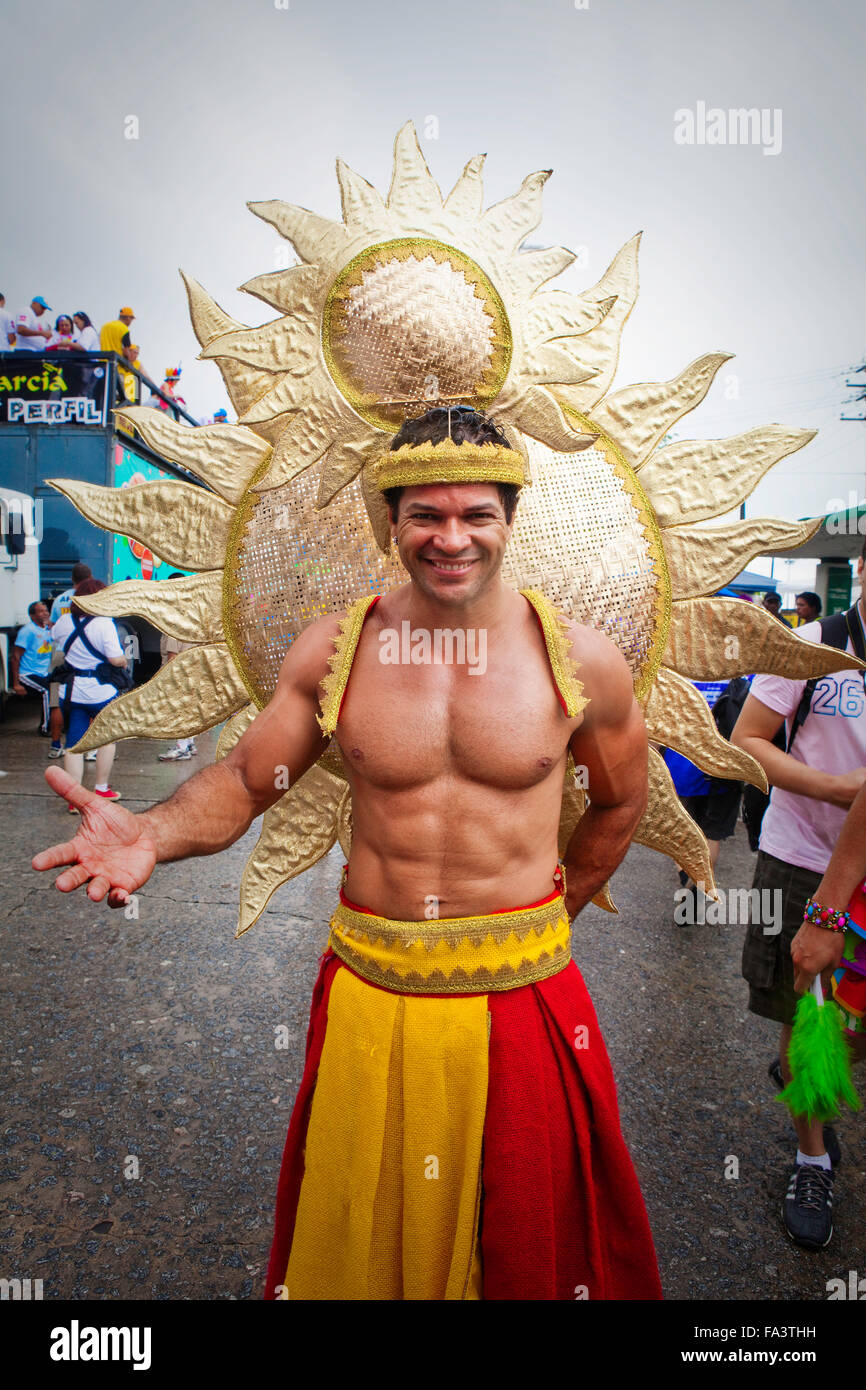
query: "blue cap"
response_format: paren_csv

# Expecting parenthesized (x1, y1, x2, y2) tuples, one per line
(32, 295, 51, 309)
(213, 408, 228, 420)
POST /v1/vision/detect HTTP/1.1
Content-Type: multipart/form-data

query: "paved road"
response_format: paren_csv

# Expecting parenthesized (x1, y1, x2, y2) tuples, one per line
(1, 708, 863, 1300)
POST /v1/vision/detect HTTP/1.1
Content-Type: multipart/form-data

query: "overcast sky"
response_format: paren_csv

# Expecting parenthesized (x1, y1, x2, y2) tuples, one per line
(3, 0, 864, 590)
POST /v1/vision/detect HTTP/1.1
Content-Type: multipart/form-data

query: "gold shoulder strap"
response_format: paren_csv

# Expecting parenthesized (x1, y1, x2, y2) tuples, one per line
(317, 594, 380, 736)
(519, 589, 588, 719)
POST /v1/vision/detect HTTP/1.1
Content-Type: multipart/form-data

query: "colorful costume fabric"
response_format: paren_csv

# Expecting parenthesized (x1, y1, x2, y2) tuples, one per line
(832, 878, 866, 1035)
(264, 936, 661, 1300)
(262, 589, 661, 1301)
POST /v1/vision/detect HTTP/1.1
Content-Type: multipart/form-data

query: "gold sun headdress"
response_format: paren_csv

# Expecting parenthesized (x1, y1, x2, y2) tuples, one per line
(369, 438, 527, 494)
(51, 122, 863, 935)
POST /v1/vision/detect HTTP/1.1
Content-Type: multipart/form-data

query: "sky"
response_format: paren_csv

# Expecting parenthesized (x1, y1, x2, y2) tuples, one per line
(2, 0, 864, 595)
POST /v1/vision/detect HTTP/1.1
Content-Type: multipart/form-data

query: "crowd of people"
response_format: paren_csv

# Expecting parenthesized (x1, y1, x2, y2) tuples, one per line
(10, 562, 198, 804)
(0, 292, 229, 423)
(663, 542, 866, 1251)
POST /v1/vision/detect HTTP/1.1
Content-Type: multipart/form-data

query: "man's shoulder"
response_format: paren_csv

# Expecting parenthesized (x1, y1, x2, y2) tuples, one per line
(276, 609, 349, 693)
(560, 616, 630, 680)
(557, 617, 635, 722)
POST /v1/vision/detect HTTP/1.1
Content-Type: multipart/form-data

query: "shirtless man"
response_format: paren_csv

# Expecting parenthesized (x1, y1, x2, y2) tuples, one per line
(33, 407, 661, 1301)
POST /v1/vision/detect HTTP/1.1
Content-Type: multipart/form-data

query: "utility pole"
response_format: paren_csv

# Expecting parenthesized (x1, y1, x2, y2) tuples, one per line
(841, 357, 865, 516)
(842, 360, 866, 426)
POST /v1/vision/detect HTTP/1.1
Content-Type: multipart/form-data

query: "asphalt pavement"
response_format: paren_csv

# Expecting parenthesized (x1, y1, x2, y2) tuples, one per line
(1, 703, 863, 1301)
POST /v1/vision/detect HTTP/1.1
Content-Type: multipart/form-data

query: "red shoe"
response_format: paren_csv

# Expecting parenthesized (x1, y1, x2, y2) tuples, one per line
(93, 787, 122, 801)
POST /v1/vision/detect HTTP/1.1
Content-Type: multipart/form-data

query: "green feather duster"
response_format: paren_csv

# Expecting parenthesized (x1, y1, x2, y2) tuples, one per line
(779, 980, 861, 1122)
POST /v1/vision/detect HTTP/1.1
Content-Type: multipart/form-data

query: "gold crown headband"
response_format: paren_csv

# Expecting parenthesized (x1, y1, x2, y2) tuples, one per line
(369, 437, 528, 493)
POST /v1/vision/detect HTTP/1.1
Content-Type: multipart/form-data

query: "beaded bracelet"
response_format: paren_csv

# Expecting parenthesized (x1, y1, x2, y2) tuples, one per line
(803, 896, 851, 934)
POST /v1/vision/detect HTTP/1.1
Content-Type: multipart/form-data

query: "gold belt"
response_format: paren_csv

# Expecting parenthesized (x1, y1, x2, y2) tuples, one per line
(328, 891, 572, 995)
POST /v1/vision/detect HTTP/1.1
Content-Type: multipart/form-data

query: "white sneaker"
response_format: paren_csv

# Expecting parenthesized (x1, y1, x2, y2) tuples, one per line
(158, 747, 192, 761)
(84, 750, 97, 762)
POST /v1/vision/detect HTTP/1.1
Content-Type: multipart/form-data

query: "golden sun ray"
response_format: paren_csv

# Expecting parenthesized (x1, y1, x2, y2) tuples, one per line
(113, 407, 270, 505)
(69, 646, 249, 754)
(665, 599, 865, 683)
(643, 668, 767, 790)
(587, 352, 734, 469)
(237, 768, 349, 938)
(76, 573, 224, 644)
(664, 516, 820, 600)
(216, 704, 257, 760)
(635, 750, 717, 895)
(49, 479, 233, 573)
(637, 425, 817, 526)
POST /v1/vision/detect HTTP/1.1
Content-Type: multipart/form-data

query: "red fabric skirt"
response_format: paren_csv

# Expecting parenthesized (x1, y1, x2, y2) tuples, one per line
(264, 952, 661, 1300)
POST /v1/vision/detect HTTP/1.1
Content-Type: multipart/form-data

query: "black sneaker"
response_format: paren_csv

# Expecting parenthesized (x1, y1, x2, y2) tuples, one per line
(783, 1163, 835, 1249)
(768, 1057, 842, 1167)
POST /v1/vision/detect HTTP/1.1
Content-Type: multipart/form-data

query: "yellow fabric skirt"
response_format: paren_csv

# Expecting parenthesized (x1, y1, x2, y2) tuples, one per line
(282, 886, 571, 1300)
(285, 963, 489, 1300)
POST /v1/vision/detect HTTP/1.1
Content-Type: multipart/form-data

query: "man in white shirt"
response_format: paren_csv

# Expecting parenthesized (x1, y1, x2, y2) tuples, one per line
(14, 296, 53, 350)
(49, 563, 93, 629)
(48, 564, 93, 757)
(0, 292, 16, 348)
(732, 539, 866, 1251)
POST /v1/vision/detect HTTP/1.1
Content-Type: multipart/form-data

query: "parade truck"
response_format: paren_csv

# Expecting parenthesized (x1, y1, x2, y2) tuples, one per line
(0, 351, 202, 688)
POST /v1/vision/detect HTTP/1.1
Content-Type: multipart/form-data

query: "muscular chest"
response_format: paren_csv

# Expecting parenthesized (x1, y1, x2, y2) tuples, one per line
(335, 635, 573, 790)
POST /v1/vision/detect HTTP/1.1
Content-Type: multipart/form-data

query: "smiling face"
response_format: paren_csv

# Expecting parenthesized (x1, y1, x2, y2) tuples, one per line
(390, 482, 513, 607)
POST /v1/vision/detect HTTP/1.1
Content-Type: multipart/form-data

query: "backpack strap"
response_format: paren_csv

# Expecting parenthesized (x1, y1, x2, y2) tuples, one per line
(844, 605, 866, 662)
(786, 609, 853, 754)
(66, 612, 106, 664)
(59, 614, 103, 704)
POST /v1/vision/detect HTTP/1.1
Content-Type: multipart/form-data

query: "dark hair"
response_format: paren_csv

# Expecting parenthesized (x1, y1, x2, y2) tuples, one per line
(28, 599, 45, 618)
(55, 314, 73, 332)
(73, 311, 92, 328)
(71, 561, 92, 584)
(796, 591, 822, 614)
(763, 591, 780, 607)
(861, 534, 866, 564)
(71, 577, 106, 619)
(384, 407, 520, 524)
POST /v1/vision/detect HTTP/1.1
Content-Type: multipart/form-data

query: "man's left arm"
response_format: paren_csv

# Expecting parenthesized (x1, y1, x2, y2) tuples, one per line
(562, 627, 648, 919)
(10, 634, 27, 695)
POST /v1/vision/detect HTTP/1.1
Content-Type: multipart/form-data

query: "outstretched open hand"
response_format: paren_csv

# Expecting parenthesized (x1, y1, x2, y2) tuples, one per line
(32, 767, 158, 908)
